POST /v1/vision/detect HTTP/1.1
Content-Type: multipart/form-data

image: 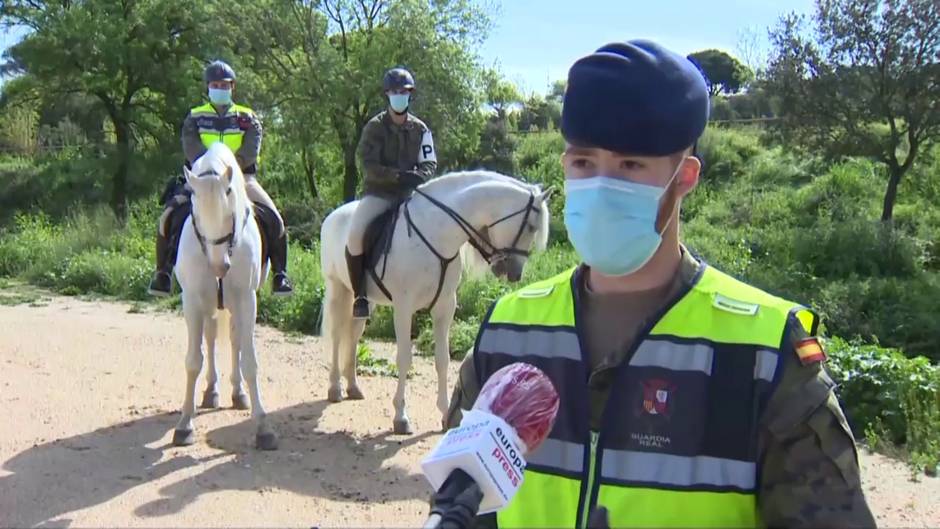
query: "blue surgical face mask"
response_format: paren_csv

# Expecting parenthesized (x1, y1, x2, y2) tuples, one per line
(388, 93, 410, 113)
(563, 163, 682, 276)
(208, 88, 232, 106)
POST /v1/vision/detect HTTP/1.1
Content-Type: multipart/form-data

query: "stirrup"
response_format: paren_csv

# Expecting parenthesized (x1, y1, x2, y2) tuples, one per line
(353, 297, 370, 319)
(272, 273, 293, 297)
(148, 271, 172, 297)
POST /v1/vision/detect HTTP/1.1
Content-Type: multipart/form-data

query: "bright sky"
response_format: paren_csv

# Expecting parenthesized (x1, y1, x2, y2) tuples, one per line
(478, 0, 815, 95)
(1, 1, 816, 94)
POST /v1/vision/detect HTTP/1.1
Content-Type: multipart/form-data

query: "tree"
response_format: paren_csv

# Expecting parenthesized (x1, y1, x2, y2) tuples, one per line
(735, 25, 769, 76)
(764, 0, 940, 221)
(476, 69, 520, 173)
(548, 79, 566, 103)
(0, 0, 216, 221)
(476, 116, 516, 174)
(229, 0, 491, 204)
(688, 49, 754, 96)
(517, 94, 560, 132)
(482, 67, 522, 120)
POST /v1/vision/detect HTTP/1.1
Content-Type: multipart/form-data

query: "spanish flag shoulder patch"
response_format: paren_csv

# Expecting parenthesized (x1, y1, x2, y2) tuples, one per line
(795, 337, 827, 365)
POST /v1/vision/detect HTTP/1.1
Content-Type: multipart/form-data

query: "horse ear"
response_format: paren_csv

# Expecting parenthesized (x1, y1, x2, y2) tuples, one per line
(539, 185, 556, 203)
(223, 165, 233, 186)
(184, 165, 195, 187)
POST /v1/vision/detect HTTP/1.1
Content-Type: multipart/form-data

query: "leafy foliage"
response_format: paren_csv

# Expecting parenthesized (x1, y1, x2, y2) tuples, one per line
(687, 49, 754, 96)
(764, 0, 940, 220)
(826, 337, 940, 473)
(1, 0, 217, 220)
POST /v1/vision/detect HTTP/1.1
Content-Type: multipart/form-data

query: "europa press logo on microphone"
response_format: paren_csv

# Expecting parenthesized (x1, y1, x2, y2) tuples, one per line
(491, 425, 525, 487)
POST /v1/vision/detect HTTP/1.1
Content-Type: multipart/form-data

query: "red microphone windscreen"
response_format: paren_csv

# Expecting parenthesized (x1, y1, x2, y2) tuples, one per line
(472, 362, 560, 454)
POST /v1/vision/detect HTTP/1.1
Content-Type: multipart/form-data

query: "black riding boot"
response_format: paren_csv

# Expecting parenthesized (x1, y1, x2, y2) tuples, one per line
(345, 248, 370, 319)
(269, 231, 293, 297)
(148, 233, 173, 296)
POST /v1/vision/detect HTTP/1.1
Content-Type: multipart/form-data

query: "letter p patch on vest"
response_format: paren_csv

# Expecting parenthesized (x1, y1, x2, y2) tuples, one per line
(795, 337, 827, 365)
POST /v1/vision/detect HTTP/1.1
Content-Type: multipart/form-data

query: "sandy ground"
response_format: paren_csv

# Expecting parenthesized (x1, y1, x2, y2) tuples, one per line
(0, 291, 937, 528)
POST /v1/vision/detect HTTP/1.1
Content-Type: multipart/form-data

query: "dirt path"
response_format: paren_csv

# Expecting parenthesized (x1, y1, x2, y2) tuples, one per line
(1, 292, 937, 528)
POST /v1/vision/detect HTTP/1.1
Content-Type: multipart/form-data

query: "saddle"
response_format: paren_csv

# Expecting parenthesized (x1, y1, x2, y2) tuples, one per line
(358, 191, 462, 311)
(252, 202, 280, 272)
(361, 198, 406, 302)
(162, 185, 279, 273)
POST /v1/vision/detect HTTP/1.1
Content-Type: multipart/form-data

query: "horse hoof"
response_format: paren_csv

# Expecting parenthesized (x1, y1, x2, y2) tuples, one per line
(201, 391, 220, 409)
(173, 428, 195, 446)
(393, 419, 413, 435)
(346, 386, 365, 400)
(327, 387, 344, 403)
(256, 431, 279, 451)
(232, 393, 250, 410)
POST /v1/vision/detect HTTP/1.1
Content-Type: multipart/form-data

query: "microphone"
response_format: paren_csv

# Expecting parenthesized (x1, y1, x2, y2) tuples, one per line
(421, 362, 560, 529)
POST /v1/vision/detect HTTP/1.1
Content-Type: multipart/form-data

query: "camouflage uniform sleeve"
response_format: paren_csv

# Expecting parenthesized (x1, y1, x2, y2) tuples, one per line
(757, 317, 877, 529)
(181, 111, 206, 166)
(357, 119, 400, 186)
(235, 110, 262, 172)
(444, 349, 483, 429)
(413, 123, 438, 181)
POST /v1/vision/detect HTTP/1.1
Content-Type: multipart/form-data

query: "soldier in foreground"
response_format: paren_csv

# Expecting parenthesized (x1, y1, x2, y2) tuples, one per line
(443, 39, 877, 529)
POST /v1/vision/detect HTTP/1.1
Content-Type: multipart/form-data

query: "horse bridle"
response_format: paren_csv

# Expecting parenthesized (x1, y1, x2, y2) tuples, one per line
(412, 187, 540, 265)
(189, 170, 249, 258)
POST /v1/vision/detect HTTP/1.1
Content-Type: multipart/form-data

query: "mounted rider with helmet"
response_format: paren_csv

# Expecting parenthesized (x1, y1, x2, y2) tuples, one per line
(345, 66, 438, 319)
(148, 60, 294, 297)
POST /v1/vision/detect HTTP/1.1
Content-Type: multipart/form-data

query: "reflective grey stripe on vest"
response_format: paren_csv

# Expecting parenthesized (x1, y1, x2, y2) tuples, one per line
(526, 438, 584, 474)
(629, 339, 713, 374)
(631, 340, 778, 382)
(601, 449, 755, 489)
(477, 327, 580, 361)
(754, 349, 777, 382)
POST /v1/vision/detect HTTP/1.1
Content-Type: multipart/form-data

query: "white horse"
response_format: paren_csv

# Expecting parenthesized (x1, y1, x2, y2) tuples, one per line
(320, 170, 553, 434)
(171, 142, 277, 450)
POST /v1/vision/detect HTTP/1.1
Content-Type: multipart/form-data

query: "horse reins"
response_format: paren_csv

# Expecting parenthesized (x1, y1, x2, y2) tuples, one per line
(189, 171, 251, 310)
(396, 188, 539, 311)
(412, 188, 539, 265)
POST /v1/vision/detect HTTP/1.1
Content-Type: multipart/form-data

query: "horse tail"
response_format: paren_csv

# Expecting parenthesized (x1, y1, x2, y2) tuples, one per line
(459, 242, 489, 280)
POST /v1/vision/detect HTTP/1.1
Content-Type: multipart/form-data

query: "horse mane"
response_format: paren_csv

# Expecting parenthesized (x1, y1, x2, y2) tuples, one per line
(425, 169, 551, 280)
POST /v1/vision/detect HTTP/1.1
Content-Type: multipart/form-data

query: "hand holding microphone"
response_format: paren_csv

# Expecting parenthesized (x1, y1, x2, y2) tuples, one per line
(421, 362, 560, 529)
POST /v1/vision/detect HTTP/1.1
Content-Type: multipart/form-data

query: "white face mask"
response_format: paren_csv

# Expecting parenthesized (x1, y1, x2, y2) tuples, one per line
(209, 88, 232, 105)
(388, 93, 410, 113)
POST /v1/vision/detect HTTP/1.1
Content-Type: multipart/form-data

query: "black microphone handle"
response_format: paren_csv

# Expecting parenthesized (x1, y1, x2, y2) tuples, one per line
(438, 480, 484, 529)
(423, 468, 480, 529)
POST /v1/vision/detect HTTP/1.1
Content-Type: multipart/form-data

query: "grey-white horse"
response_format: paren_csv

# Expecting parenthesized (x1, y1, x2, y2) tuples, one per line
(319, 170, 553, 434)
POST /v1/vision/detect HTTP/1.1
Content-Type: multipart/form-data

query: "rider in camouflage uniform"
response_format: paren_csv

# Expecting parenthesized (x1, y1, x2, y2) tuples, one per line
(345, 66, 438, 319)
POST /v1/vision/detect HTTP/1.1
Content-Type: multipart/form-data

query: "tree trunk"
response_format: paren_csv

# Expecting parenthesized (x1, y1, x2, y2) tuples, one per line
(342, 140, 358, 202)
(112, 118, 131, 223)
(340, 119, 366, 203)
(300, 143, 319, 200)
(881, 164, 904, 222)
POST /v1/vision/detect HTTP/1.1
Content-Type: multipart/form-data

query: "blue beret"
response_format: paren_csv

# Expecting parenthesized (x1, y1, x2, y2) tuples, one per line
(561, 40, 710, 156)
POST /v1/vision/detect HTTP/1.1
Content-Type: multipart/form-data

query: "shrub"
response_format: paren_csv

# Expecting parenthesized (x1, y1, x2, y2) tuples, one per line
(696, 126, 762, 184)
(415, 316, 480, 360)
(826, 337, 940, 473)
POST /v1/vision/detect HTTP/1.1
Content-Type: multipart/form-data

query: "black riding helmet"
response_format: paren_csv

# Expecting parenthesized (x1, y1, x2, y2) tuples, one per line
(204, 60, 236, 83)
(383, 67, 415, 92)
